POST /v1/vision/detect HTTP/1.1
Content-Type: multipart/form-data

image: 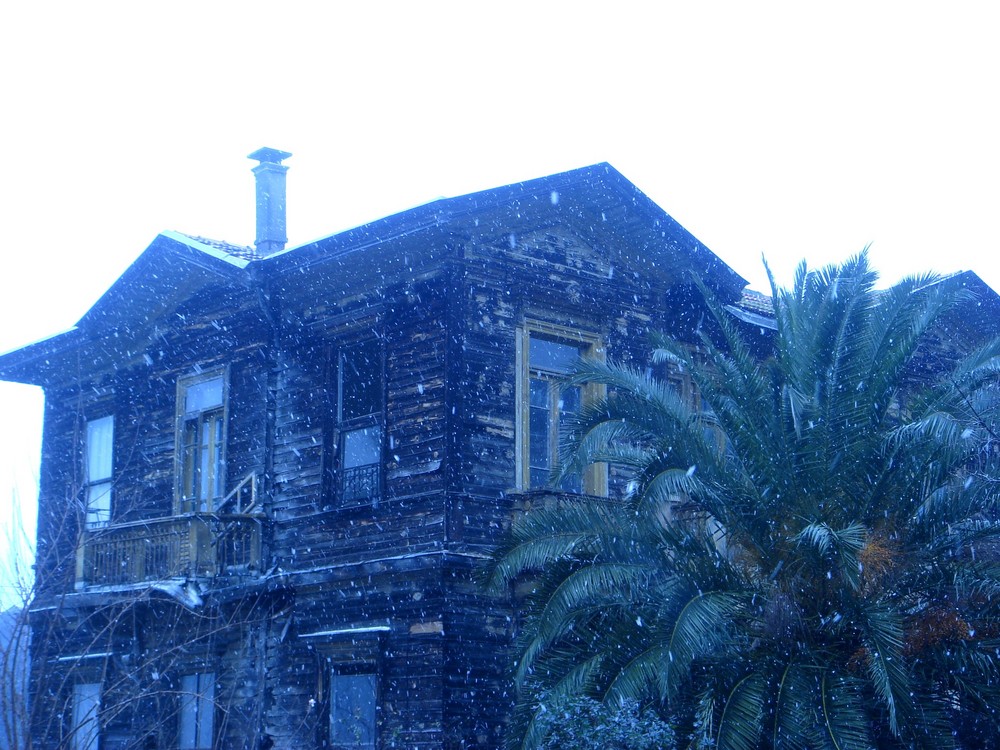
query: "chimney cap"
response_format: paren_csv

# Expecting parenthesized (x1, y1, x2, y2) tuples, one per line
(248, 147, 292, 165)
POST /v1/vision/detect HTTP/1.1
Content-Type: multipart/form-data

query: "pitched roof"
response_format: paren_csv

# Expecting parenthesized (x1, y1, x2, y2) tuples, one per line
(277, 163, 749, 299)
(0, 163, 749, 385)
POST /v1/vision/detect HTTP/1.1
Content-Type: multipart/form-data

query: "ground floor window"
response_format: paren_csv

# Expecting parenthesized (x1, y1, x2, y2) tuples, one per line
(178, 672, 215, 750)
(329, 671, 376, 750)
(71, 682, 101, 750)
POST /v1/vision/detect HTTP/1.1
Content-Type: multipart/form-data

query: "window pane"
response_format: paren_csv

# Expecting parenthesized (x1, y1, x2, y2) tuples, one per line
(341, 427, 381, 502)
(211, 417, 224, 500)
(558, 385, 582, 492)
(182, 420, 198, 501)
(530, 465, 551, 488)
(72, 682, 101, 750)
(179, 673, 214, 750)
(184, 377, 224, 414)
(529, 378, 549, 409)
(179, 675, 196, 750)
(341, 342, 381, 421)
(196, 415, 224, 507)
(526, 347, 586, 491)
(86, 482, 112, 527)
(197, 675, 215, 750)
(529, 405, 550, 469)
(199, 426, 212, 506)
(344, 427, 381, 469)
(559, 385, 581, 418)
(529, 338, 579, 374)
(86, 416, 113, 482)
(331, 673, 376, 749)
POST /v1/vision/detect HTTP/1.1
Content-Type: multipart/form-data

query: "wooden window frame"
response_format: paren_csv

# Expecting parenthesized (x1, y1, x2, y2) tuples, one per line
(515, 322, 607, 495)
(83, 415, 114, 529)
(336, 341, 384, 506)
(174, 369, 228, 514)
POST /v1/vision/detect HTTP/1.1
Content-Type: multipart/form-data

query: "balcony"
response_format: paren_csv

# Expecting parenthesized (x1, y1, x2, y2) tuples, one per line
(74, 514, 262, 589)
(74, 474, 263, 590)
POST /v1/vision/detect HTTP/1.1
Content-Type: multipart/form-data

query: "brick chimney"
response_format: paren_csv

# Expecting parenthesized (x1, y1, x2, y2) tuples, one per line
(248, 147, 292, 256)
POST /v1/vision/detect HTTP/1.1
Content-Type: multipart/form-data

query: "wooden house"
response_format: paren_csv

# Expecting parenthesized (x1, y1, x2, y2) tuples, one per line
(5, 150, 990, 750)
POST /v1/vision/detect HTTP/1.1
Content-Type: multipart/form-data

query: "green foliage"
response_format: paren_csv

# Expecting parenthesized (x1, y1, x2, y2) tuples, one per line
(489, 253, 1000, 749)
(534, 697, 675, 750)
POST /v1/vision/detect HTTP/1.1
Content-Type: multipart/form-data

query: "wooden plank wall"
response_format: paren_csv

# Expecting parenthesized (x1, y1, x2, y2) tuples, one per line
(29, 213, 718, 750)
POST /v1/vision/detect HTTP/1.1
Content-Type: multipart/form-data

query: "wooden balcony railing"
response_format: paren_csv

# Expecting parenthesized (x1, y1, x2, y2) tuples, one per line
(74, 514, 262, 590)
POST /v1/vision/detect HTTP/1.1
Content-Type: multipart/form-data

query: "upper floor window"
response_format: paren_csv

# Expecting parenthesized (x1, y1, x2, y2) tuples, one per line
(178, 672, 215, 750)
(70, 681, 101, 750)
(84, 416, 113, 528)
(328, 671, 376, 750)
(176, 372, 227, 513)
(516, 323, 606, 494)
(337, 341, 383, 504)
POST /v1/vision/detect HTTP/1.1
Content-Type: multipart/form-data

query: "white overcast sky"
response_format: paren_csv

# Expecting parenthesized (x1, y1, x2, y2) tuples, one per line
(0, 2, 997, 592)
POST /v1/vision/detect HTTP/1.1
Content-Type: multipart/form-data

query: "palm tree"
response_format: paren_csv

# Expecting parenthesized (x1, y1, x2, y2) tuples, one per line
(488, 254, 1000, 749)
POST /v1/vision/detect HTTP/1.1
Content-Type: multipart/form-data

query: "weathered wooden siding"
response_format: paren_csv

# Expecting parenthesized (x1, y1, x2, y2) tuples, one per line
(29, 592, 272, 750)
(270, 272, 450, 571)
(448, 226, 678, 544)
(25, 197, 735, 750)
(263, 555, 451, 750)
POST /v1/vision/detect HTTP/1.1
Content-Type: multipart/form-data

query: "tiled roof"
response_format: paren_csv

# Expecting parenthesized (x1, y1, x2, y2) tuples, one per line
(183, 234, 259, 261)
(735, 288, 774, 316)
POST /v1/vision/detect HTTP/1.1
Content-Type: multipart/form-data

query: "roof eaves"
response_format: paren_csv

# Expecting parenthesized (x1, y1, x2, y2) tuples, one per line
(724, 304, 777, 330)
(0, 327, 81, 385)
(0, 325, 78, 360)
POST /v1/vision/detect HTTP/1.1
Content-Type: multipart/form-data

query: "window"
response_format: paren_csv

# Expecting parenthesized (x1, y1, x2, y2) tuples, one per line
(516, 324, 605, 494)
(84, 417, 113, 528)
(176, 373, 226, 513)
(71, 682, 101, 750)
(337, 342, 382, 504)
(329, 672, 376, 750)
(178, 672, 214, 750)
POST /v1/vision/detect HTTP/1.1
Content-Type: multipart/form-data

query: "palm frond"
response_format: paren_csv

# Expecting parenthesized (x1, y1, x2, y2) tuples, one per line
(773, 661, 822, 750)
(859, 603, 909, 736)
(492, 253, 1000, 750)
(715, 672, 766, 750)
(821, 671, 874, 750)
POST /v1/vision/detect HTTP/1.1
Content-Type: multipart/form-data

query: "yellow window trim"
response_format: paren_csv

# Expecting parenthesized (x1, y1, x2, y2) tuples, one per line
(174, 367, 229, 514)
(515, 322, 607, 495)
